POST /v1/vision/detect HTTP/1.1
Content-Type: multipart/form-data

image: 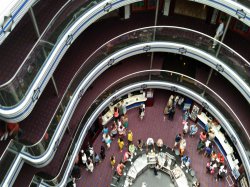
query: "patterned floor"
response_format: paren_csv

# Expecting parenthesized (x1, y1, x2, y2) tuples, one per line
(77, 89, 231, 187)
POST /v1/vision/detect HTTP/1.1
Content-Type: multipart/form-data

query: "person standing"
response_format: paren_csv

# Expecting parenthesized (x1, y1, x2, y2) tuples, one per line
(189, 123, 198, 137)
(212, 18, 225, 49)
(127, 130, 133, 145)
(86, 159, 94, 173)
(173, 133, 182, 150)
(110, 121, 118, 138)
(103, 133, 112, 149)
(216, 165, 227, 181)
(183, 121, 189, 136)
(100, 146, 106, 160)
(179, 138, 187, 156)
(122, 114, 129, 129)
(113, 107, 120, 122)
(118, 138, 125, 152)
(110, 155, 116, 169)
(81, 150, 87, 167)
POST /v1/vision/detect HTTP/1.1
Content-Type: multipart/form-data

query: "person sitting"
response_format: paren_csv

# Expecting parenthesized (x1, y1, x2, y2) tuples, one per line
(146, 137, 155, 153)
(116, 162, 125, 176)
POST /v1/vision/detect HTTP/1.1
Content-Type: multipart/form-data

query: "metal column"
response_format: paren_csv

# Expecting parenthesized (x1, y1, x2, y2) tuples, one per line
(203, 16, 232, 96)
(29, 6, 59, 97)
(149, 0, 160, 80)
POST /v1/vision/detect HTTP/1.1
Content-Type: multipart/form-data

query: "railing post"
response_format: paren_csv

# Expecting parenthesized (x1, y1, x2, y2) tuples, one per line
(29, 7, 58, 97)
(51, 76, 59, 97)
(149, 0, 159, 81)
(29, 7, 41, 38)
(203, 16, 232, 96)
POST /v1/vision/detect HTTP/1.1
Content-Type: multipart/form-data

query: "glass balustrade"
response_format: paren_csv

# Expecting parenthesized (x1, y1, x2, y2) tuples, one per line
(0, 0, 103, 107)
(235, 0, 250, 8)
(0, 17, 249, 109)
(22, 25, 250, 161)
(31, 70, 250, 186)
(1, 24, 250, 185)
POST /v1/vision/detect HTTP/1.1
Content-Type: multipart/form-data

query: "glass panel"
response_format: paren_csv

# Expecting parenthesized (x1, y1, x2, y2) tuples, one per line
(31, 70, 250, 185)
(24, 26, 250, 159)
(0, 0, 104, 107)
(0, 150, 18, 183)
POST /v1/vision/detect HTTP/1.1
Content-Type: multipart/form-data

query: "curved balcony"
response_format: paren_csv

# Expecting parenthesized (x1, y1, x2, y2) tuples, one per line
(28, 70, 250, 186)
(193, 0, 250, 26)
(0, 0, 37, 45)
(1, 0, 250, 122)
(1, 38, 249, 185)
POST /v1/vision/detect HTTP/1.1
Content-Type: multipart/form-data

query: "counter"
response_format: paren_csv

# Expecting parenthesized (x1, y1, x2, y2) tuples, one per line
(111, 145, 197, 187)
(197, 112, 240, 179)
(101, 93, 147, 125)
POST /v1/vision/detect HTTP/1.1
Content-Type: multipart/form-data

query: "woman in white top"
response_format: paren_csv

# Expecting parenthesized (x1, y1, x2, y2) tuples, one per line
(86, 159, 94, 173)
(81, 150, 87, 166)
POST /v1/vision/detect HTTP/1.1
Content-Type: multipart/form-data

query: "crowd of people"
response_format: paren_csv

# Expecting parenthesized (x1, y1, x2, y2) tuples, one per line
(166, 95, 228, 183)
(74, 95, 228, 186)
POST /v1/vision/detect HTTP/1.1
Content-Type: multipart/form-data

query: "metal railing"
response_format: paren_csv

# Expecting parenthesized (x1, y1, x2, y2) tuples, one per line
(30, 70, 250, 186)
(1, 0, 250, 123)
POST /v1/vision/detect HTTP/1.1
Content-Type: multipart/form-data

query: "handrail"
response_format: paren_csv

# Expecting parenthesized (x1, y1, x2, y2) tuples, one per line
(1, 37, 250, 184)
(30, 70, 250, 186)
(0, 0, 36, 45)
(1, 0, 250, 122)
(0, 0, 141, 122)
